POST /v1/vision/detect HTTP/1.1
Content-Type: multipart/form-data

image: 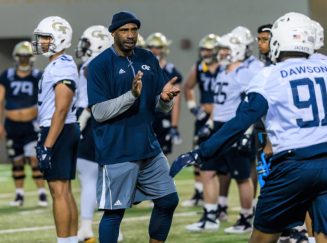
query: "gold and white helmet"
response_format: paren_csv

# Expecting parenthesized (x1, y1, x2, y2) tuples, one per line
(145, 32, 171, 55)
(12, 41, 35, 71)
(32, 16, 72, 57)
(198, 34, 220, 64)
(136, 34, 146, 48)
(76, 25, 113, 62)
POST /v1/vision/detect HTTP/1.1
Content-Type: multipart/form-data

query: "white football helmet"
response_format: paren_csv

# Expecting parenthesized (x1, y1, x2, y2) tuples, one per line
(12, 41, 36, 71)
(311, 20, 324, 50)
(231, 26, 254, 57)
(270, 12, 315, 63)
(76, 25, 113, 62)
(217, 33, 246, 65)
(32, 16, 72, 57)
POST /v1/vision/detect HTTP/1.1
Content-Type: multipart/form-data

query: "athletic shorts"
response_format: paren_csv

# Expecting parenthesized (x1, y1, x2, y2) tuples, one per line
(77, 118, 96, 162)
(152, 113, 172, 155)
(254, 156, 327, 234)
(5, 118, 39, 159)
(97, 152, 176, 210)
(38, 123, 80, 181)
(201, 121, 252, 180)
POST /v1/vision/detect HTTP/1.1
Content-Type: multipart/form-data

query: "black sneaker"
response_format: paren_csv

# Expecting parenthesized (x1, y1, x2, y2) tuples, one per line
(9, 194, 24, 207)
(181, 189, 203, 207)
(224, 213, 253, 234)
(217, 204, 228, 221)
(38, 193, 48, 207)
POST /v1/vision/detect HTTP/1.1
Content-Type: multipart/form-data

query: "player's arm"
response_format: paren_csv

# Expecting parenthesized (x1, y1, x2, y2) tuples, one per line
(183, 65, 197, 103)
(199, 92, 268, 159)
(44, 82, 75, 148)
(170, 92, 268, 177)
(0, 84, 6, 138)
(171, 83, 181, 127)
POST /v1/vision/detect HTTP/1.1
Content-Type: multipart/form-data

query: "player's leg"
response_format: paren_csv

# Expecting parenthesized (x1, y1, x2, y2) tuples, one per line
(5, 119, 26, 206)
(10, 156, 25, 206)
(182, 120, 205, 207)
(224, 148, 253, 234)
(134, 152, 178, 242)
(309, 185, 327, 243)
(23, 120, 48, 206)
(39, 124, 80, 242)
(249, 228, 281, 243)
(77, 158, 98, 242)
(26, 156, 48, 206)
(186, 166, 219, 232)
(48, 180, 76, 237)
(217, 173, 231, 221)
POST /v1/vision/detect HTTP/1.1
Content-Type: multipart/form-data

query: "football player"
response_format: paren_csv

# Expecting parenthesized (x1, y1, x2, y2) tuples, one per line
(32, 16, 80, 243)
(182, 33, 220, 207)
(146, 32, 183, 155)
(171, 12, 327, 243)
(256, 24, 273, 66)
(0, 41, 47, 207)
(186, 32, 256, 233)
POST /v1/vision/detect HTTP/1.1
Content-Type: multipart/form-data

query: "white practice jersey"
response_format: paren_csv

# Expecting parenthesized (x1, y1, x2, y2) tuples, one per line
(213, 64, 257, 122)
(310, 52, 327, 61)
(243, 55, 264, 73)
(38, 54, 78, 127)
(247, 58, 327, 154)
(76, 58, 92, 108)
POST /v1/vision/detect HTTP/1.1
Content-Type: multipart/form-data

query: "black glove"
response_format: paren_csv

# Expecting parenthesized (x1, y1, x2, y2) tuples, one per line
(237, 134, 252, 153)
(170, 150, 202, 177)
(190, 106, 209, 122)
(36, 144, 52, 174)
(169, 127, 182, 145)
(197, 123, 213, 139)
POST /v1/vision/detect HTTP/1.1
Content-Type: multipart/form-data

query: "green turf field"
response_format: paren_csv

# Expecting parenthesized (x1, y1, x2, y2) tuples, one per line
(0, 164, 250, 243)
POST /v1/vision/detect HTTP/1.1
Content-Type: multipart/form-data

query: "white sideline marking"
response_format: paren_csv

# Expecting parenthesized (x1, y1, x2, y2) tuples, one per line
(0, 211, 197, 234)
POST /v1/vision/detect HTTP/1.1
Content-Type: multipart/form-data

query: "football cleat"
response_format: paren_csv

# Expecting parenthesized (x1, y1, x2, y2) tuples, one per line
(9, 193, 24, 207)
(289, 229, 309, 243)
(181, 189, 203, 207)
(224, 214, 253, 234)
(38, 193, 48, 207)
(186, 209, 219, 232)
(217, 204, 228, 221)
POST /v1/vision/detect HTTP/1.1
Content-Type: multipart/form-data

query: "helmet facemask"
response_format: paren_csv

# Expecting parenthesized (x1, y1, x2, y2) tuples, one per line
(32, 33, 56, 57)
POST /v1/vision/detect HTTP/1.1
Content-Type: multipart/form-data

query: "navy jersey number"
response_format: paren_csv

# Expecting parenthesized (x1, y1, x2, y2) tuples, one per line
(11, 81, 33, 96)
(290, 77, 327, 128)
(213, 82, 228, 104)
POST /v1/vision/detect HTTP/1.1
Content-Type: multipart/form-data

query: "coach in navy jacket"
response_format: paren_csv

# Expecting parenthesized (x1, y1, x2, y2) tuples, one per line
(87, 11, 180, 243)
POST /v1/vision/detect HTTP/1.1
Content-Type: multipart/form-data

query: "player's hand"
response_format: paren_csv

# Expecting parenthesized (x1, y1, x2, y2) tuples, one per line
(36, 144, 52, 174)
(237, 134, 252, 153)
(190, 106, 209, 122)
(197, 123, 213, 139)
(170, 150, 202, 177)
(131, 71, 143, 97)
(160, 77, 180, 102)
(169, 127, 182, 145)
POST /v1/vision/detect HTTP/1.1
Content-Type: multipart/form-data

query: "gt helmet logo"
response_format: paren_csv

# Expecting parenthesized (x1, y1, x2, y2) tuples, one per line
(52, 22, 69, 34)
(91, 30, 107, 40)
